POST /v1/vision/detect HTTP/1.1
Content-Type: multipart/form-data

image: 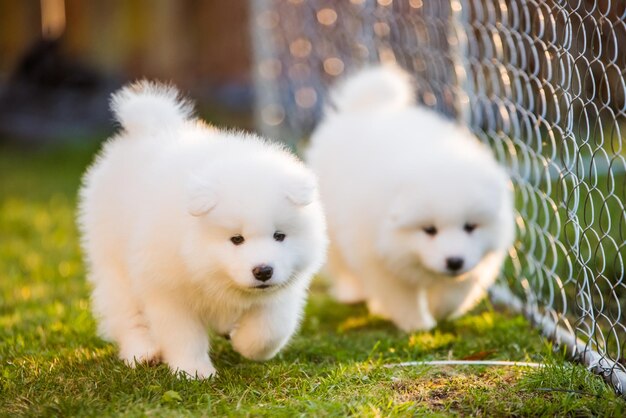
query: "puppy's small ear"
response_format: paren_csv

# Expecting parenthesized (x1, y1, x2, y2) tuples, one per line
(187, 176, 217, 216)
(286, 173, 317, 207)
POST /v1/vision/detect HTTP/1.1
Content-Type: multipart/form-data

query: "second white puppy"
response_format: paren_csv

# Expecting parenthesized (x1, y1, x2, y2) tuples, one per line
(79, 81, 327, 378)
(308, 66, 514, 332)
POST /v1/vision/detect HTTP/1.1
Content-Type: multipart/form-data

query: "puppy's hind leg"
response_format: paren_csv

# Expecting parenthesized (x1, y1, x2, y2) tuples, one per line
(89, 267, 160, 366)
(327, 243, 365, 304)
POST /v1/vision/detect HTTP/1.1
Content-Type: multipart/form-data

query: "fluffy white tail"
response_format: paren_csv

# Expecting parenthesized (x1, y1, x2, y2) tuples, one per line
(110, 80, 194, 134)
(329, 65, 415, 113)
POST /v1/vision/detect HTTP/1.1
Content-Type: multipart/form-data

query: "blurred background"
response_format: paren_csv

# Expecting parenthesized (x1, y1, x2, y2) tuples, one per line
(0, 0, 253, 145)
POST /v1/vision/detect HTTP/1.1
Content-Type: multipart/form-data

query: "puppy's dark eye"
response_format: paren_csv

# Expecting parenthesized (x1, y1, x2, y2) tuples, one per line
(464, 223, 477, 233)
(230, 235, 245, 245)
(273, 232, 286, 242)
(423, 226, 437, 236)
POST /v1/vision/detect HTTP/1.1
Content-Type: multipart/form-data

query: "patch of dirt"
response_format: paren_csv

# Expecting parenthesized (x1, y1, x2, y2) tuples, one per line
(389, 368, 523, 413)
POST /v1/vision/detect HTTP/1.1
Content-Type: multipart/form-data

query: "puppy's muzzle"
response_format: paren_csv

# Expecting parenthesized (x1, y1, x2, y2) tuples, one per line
(252, 265, 273, 282)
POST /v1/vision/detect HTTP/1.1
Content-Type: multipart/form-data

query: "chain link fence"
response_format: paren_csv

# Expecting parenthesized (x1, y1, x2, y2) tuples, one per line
(251, 0, 626, 396)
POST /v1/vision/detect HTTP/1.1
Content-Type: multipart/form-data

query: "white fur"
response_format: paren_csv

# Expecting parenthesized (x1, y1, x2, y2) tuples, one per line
(329, 65, 414, 113)
(307, 65, 514, 332)
(110, 80, 194, 135)
(79, 81, 327, 378)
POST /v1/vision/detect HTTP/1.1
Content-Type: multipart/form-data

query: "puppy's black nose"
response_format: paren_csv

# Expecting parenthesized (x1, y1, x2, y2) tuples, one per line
(252, 265, 273, 281)
(446, 257, 464, 272)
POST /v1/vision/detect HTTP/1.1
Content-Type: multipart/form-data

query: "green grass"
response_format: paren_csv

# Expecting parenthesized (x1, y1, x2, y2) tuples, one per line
(1, 144, 625, 417)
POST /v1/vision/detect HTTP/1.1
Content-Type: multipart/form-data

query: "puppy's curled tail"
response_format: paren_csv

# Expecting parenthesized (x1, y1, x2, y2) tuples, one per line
(329, 65, 415, 113)
(110, 80, 194, 135)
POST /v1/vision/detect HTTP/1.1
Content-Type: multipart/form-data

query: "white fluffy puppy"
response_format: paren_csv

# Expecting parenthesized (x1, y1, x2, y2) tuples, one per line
(307, 66, 514, 332)
(78, 81, 327, 378)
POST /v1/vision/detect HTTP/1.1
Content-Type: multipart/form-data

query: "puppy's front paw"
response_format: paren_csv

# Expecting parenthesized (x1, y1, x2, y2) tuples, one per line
(172, 358, 216, 380)
(119, 333, 161, 367)
(367, 298, 390, 318)
(394, 287, 438, 332)
(395, 315, 437, 333)
(332, 280, 365, 304)
(230, 329, 282, 361)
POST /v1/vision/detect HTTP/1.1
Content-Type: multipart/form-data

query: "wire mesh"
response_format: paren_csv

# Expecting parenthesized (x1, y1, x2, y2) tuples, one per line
(251, 0, 626, 396)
